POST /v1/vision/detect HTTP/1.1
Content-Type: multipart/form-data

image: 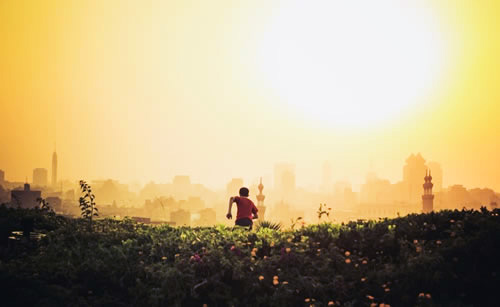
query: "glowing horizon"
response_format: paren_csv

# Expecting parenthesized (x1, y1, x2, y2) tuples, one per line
(1, 0, 500, 191)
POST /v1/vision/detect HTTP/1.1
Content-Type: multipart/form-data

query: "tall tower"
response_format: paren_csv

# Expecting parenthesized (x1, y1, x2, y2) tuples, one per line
(256, 177, 266, 220)
(422, 169, 434, 213)
(52, 148, 58, 187)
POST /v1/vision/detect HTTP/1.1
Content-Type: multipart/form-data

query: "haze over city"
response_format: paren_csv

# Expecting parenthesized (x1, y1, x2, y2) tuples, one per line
(1, 0, 500, 193)
(2, 2, 500, 305)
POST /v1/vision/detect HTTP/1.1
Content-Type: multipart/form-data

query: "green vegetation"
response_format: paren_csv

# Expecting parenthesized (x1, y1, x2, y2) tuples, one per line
(0, 205, 498, 307)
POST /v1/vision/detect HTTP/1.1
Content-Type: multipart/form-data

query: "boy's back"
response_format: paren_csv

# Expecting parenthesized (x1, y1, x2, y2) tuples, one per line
(233, 196, 258, 221)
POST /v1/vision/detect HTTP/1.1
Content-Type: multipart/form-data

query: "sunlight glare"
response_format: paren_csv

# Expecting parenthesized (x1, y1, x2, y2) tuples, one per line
(257, 0, 447, 128)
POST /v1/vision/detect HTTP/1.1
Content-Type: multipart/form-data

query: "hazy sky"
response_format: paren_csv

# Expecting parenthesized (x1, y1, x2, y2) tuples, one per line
(1, 0, 499, 190)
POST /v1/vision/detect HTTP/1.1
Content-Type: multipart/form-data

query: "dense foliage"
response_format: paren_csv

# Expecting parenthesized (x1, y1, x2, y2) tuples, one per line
(0, 205, 499, 307)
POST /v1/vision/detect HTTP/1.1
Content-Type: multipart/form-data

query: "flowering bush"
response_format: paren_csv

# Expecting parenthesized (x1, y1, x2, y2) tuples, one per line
(0, 206, 499, 306)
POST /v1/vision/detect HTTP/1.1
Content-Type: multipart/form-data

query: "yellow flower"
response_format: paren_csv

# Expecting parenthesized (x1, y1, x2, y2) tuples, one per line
(270, 242, 275, 247)
(287, 238, 292, 242)
(345, 251, 351, 257)
(258, 275, 264, 281)
(345, 258, 351, 264)
(286, 247, 291, 253)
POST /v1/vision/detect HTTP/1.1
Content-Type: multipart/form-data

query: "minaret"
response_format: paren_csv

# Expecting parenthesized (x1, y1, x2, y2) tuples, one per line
(422, 169, 434, 213)
(52, 146, 58, 187)
(256, 177, 266, 220)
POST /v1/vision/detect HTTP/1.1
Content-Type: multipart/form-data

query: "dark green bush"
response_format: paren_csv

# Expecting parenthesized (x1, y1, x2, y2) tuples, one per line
(0, 207, 498, 306)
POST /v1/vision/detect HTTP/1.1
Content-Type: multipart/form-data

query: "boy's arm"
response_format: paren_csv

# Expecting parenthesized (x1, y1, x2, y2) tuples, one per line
(252, 203, 259, 219)
(227, 196, 235, 219)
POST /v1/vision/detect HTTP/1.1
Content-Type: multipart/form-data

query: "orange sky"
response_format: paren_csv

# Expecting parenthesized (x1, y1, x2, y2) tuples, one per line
(1, 0, 499, 190)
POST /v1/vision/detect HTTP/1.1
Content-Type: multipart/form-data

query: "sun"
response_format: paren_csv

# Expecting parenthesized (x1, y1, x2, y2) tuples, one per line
(257, 0, 447, 128)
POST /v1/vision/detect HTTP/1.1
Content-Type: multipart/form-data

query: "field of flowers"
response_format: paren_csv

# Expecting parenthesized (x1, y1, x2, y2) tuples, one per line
(0, 205, 498, 307)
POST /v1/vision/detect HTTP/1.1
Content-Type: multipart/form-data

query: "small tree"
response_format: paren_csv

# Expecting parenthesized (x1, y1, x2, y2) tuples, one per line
(317, 203, 331, 222)
(79, 180, 98, 231)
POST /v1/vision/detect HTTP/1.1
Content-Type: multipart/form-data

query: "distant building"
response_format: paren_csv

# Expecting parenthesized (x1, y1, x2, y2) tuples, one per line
(33, 168, 48, 187)
(256, 178, 266, 220)
(171, 209, 191, 226)
(403, 153, 427, 204)
(11, 183, 41, 209)
(197, 208, 216, 226)
(422, 170, 434, 213)
(46, 196, 62, 212)
(427, 162, 443, 192)
(274, 163, 296, 201)
(172, 175, 191, 200)
(226, 178, 244, 198)
(52, 150, 58, 187)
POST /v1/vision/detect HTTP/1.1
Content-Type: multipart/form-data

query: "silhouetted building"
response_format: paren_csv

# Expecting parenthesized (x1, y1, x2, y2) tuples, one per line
(52, 150, 58, 187)
(274, 163, 296, 200)
(256, 178, 266, 220)
(197, 208, 216, 226)
(46, 196, 62, 212)
(0, 185, 9, 204)
(446, 185, 470, 208)
(11, 183, 41, 208)
(171, 209, 190, 226)
(226, 178, 244, 198)
(33, 168, 48, 187)
(403, 153, 427, 203)
(427, 162, 443, 192)
(172, 175, 191, 200)
(0, 169, 4, 184)
(422, 170, 434, 213)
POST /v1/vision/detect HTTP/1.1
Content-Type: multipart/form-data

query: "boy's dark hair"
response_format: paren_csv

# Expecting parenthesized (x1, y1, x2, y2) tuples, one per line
(239, 187, 249, 197)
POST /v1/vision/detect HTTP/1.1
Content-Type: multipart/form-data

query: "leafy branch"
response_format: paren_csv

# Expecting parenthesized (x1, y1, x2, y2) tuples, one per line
(79, 180, 98, 231)
(317, 203, 331, 222)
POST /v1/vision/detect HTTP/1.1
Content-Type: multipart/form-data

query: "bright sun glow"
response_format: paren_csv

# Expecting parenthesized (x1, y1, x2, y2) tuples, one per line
(257, 0, 447, 128)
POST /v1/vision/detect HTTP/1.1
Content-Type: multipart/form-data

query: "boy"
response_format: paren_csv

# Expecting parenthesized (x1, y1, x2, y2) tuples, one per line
(226, 187, 258, 229)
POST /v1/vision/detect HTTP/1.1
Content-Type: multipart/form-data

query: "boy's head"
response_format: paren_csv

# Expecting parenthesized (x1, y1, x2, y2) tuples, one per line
(239, 187, 249, 197)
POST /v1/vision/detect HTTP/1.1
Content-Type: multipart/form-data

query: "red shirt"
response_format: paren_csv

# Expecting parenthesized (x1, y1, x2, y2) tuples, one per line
(234, 196, 258, 221)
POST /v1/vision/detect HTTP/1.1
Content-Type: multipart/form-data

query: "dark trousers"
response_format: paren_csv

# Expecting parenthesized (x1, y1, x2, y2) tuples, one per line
(235, 218, 253, 230)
